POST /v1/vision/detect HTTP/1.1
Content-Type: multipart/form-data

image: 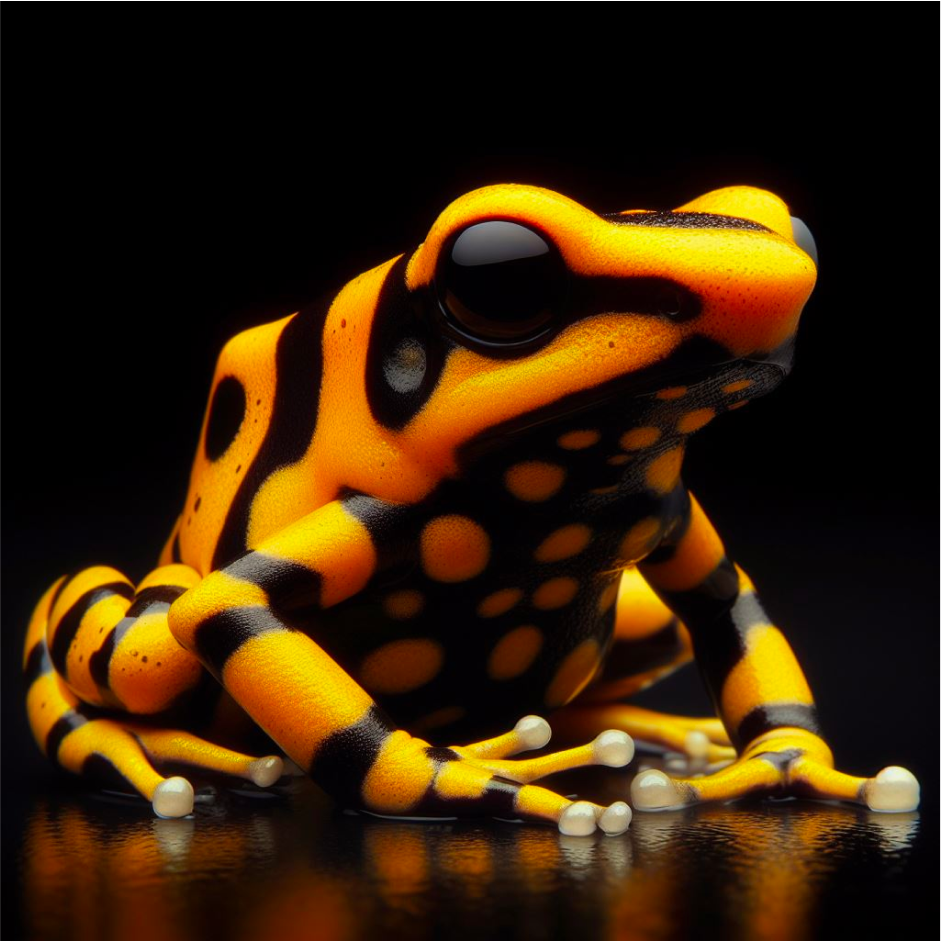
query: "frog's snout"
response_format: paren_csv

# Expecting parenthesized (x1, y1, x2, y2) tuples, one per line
(790, 217, 817, 267)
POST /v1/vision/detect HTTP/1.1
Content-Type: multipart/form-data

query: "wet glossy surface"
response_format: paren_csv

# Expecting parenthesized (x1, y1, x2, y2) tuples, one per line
(6, 760, 930, 941)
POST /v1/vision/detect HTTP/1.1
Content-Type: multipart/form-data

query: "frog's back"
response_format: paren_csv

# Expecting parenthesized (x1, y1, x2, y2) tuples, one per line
(168, 258, 441, 576)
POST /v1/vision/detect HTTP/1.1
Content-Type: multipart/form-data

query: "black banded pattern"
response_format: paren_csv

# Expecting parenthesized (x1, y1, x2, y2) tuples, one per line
(213, 300, 329, 569)
(194, 606, 293, 678)
(605, 211, 771, 232)
(739, 704, 822, 749)
(226, 552, 323, 612)
(46, 710, 90, 761)
(365, 256, 450, 430)
(309, 705, 396, 797)
(49, 582, 135, 677)
(24, 641, 52, 684)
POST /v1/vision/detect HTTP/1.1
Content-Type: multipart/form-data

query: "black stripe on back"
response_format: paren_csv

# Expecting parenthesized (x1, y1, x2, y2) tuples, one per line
(49, 581, 134, 676)
(603, 211, 770, 232)
(213, 300, 329, 569)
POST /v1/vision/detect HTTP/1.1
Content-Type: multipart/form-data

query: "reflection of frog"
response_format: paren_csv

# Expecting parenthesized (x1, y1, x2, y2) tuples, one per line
(24, 184, 919, 835)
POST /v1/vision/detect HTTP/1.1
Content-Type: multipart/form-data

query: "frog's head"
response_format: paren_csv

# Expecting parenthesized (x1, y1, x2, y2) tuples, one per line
(367, 184, 816, 473)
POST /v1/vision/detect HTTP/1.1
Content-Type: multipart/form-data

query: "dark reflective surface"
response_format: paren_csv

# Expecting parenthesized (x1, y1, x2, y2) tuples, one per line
(7, 760, 928, 941)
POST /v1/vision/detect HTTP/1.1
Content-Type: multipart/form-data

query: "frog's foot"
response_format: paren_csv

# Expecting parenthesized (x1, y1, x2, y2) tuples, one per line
(359, 717, 633, 834)
(630, 728, 920, 813)
(552, 703, 736, 763)
(433, 716, 633, 835)
(53, 713, 283, 817)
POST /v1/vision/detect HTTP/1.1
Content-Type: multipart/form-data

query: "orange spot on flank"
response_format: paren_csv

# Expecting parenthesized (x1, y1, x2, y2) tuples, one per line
(477, 588, 524, 618)
(421, 516, 490, 582)
(534, 524, 592, 563)
(676, 409, 716, 434)
(533, 577, 579, 610)
(488, 627, 544, 680)
(656, 386, 688, 400)
(645, 447, 684, 494)
(620, 427, 661, 450)
(557, 430, 601, 450)
(360, 639, 444, 694)
(504, 462, 566, 502)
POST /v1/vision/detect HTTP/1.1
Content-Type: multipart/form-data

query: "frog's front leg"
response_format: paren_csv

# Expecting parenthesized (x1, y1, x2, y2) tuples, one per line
(629, 491, 919, 813)
(169, 497, 633, 835)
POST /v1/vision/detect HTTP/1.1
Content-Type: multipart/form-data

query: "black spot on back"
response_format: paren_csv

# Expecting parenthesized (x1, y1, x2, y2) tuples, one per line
(603, 210, 770, 232)
(205, 376, 247, 461)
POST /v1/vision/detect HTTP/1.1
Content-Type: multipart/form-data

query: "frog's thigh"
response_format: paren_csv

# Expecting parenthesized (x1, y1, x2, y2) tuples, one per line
(552, 568, 734, 762)
(167, 499, 633, 833)
(25, 572, 283, 817)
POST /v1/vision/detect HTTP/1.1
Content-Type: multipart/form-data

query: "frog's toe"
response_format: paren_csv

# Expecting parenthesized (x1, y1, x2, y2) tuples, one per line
(248, 755, 285, 787)
(599, 800, 633, 834)
(51, 712, 286, 816)
(631, 769, 689, 810)
(863, 767, 920, 813)
(790, 761, 920, 812)
(517, 786, 632, 836)
(558, 801, 599, 835)
(788, 755, 920, 811)
(552, 705, 734, 762)
(457, 729, 634, 785)
(556, 799, 632, 836)
(457, 715, 552, 760)
(632, 754, 787, 810)
(152, 776, 195, 818)
(130, 725, 285, 793)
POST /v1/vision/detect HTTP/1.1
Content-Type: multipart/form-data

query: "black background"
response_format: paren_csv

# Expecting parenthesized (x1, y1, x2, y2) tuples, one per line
(2, 9, 936, 938)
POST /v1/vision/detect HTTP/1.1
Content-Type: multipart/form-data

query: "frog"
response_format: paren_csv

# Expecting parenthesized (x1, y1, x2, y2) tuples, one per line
(23, 183, 920, 836)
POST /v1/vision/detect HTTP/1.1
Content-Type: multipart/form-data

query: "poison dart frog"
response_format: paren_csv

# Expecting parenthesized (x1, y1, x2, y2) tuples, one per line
(24, 184, 920, 835)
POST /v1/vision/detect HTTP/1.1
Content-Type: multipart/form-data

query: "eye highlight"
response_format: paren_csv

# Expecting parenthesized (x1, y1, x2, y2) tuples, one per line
(436, 221, 567, 343)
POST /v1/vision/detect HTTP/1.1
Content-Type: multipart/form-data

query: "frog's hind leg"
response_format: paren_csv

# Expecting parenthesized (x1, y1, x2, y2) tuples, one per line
(25, 571, 283, 816)
(553, 568, 736, 763)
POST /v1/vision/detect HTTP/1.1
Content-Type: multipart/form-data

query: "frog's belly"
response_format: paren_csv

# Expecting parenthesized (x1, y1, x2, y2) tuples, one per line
(304, 560, 621, 743)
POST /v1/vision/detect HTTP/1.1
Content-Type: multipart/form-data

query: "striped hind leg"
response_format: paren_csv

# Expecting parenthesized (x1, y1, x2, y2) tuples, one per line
(25, 571, 283, 816)
(553, 568, 736, 763)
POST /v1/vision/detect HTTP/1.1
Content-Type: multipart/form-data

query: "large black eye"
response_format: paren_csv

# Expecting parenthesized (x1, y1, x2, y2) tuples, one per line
(437, 221, 567, 342)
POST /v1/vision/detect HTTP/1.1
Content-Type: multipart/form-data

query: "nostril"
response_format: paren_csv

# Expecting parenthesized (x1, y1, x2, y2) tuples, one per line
(790, 216, 818, 267)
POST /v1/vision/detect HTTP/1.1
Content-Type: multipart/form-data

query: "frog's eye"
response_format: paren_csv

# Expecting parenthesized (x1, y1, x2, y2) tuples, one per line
(436, 221, 568, 342)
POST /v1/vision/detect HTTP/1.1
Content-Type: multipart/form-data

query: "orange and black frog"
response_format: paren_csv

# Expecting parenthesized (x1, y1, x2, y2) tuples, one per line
(23, 184, 919, 835)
